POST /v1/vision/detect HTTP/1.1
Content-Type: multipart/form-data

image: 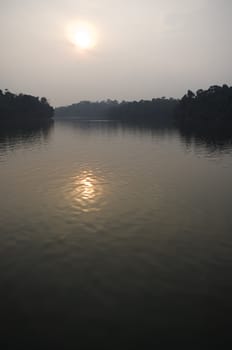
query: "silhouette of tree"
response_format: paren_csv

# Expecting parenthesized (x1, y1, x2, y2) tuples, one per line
(175, 85, 232, 125)
(0, 90, 54, 121)
(55, 98, 178, 124)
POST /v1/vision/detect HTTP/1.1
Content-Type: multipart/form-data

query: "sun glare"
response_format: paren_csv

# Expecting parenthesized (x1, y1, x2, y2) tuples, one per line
(67, 20, 97, 50)
(65, 170, 107, 213)
(75, 30, 91, 49)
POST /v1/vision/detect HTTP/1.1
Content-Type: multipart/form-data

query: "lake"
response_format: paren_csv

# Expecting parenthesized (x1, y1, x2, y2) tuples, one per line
(0, 119, 232, 348)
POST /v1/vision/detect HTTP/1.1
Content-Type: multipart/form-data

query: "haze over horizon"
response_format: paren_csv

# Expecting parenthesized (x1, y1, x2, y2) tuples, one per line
(1, 0, 232, 107)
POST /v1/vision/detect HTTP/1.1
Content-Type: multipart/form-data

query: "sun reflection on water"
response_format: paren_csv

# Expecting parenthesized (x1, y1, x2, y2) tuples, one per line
(68, 169, 106, 213)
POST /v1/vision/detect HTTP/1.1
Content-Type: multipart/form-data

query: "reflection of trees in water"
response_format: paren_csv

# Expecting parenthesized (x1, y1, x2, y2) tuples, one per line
(0, 120, 54, 153)
(57, 118, 232, 155)
(57, 118, 176, 138)
(3, 117, 231, 156)
(179, 124, 232, 154)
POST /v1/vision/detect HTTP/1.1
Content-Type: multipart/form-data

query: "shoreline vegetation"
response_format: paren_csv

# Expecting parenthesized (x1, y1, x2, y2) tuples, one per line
(1, 85, 232, 128)
(0, 90, 54, 123)
(55, 85, 232, 128)
(55, 97, 178, 125)
(175, 85, 232, 127)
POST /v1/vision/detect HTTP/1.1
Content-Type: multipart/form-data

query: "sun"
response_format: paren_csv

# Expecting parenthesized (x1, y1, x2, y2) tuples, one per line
(67, 20, 97, 50)
(74, 30, 92, 49)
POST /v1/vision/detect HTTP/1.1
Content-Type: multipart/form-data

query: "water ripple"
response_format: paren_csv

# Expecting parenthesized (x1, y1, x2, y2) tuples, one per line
(63, 168, 109, 213)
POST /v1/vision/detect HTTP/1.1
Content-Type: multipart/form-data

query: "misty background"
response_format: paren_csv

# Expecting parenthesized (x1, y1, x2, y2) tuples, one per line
(1, 0, 232, 106)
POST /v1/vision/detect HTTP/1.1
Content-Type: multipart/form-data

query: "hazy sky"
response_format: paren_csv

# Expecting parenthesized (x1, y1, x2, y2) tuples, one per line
(1, 0, 232, 106)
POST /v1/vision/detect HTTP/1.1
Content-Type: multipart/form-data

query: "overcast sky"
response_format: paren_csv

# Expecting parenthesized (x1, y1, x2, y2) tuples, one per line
(1, 0, 232, 106)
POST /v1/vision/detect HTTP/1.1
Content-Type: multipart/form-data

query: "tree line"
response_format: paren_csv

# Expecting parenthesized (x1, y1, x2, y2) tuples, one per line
(55, 100, 119, 119)
(55, 98, 178, 124)
(55, 85, 232, 126)
(175, 85, 232, 125)
(0, 90, 54, 121)
(1, 85, 232, 126)
(108, 98, 177, 123)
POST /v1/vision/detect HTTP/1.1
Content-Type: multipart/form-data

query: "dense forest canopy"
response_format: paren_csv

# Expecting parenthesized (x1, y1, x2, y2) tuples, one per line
(55, 98, 178, 123)
(1, 85, 232, 126)
(55, 85, 232, 126)
(55, 99, 118, 119)
(108, 98, 177, 121)
(175, 85, 232, 124)
(0, 90, 54, 120)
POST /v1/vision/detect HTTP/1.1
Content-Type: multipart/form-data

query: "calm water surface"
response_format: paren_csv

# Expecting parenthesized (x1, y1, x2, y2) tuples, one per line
(1, 120, 232, 348)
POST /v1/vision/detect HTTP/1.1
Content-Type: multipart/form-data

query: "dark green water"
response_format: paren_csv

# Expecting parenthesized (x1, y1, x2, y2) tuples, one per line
(1, 120, 232, 348)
